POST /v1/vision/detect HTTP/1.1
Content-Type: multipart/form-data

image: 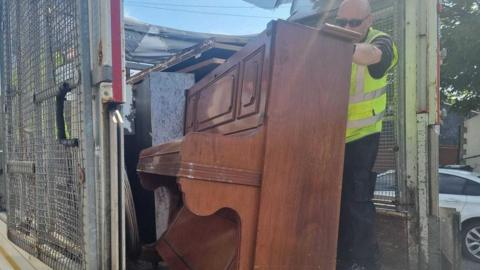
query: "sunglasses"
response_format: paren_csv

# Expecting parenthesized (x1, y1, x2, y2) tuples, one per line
(335, 16, 368, 28)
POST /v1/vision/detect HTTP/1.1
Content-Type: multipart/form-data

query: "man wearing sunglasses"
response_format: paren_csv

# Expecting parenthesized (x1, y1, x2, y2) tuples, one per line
(335, 0, 398, 270)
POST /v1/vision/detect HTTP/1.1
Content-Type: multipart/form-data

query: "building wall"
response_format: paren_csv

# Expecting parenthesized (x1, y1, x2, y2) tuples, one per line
(439, 145, 459, 166)
(440, 106, 463, 146)
(464, 114, 480, 172)
(438, 105, 463, 166)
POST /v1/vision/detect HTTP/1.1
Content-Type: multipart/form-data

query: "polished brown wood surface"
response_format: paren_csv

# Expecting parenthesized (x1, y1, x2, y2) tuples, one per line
(156, 207, 239, 270)
(253, 22, 353, 270)
(137, 20, 358, 270)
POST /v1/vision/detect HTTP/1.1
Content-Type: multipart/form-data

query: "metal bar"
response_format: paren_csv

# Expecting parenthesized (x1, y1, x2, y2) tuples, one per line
(0, 0, 5, 212)
(109, 108, 126, 269)
(0, 0, 4, 92)
(416, 0, 428, 113)
(427, 1, 440, 125)
(14, 0, 24, 160)
(110, 0, 123, 103)
(393, 0, 407, 209)
(87, 5, 127, 265)
(94, 87, 110, 269)
(404, 1, 420, 268)
(126, 61, 153, 71)
(212, 43, 244, 51)
(428, 125, 441, 269)
(89, 0, 107, 87)
(33, 85, 79, 104)
(78, 0, 99, 268)
(426, 1, 441, 267)
(119, 117, 126, 270)
(87, 1, 110, 266)
(417, 113, 430, 269)
(403, 0, 441, 269)
(462, 154, 480, 161)
(5, 161, 35, 174)
(1, 0, 12, 220)
(109, 110, 120, 270)
(177, 58, 225, 73)
(417, 0, 441, 268)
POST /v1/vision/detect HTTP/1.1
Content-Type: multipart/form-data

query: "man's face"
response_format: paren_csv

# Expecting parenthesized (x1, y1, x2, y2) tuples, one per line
(336, 3, 372, 40)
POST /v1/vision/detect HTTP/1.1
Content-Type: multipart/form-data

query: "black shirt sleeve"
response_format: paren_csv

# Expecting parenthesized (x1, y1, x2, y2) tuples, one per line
(367, 35, 394, 79)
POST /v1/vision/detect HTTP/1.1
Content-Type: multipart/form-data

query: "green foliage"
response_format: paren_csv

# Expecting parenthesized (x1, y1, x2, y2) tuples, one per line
(440, 0, 480, 114)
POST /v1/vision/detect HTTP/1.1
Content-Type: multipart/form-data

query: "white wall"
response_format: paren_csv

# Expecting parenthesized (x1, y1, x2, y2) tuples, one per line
(464, 114, 480, 172)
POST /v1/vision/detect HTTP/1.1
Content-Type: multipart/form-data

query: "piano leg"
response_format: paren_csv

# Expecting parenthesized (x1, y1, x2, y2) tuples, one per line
(178, 178, 260, 270)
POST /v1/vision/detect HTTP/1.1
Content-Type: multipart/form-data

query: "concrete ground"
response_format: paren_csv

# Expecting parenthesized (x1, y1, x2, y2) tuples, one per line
(128, 259, 480, 270)
(127, 260, 167, 270)
(463, 258, 480, 270)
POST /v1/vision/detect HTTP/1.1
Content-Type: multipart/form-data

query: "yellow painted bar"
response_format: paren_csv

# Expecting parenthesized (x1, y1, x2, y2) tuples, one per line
(0, 218, 51, 270)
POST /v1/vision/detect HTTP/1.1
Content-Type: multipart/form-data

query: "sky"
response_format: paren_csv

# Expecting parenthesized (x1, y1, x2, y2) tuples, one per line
(123, 0, 292, 35)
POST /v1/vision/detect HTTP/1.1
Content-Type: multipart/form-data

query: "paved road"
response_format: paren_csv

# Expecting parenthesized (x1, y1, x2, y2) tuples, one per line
(464, 258, 480, 270)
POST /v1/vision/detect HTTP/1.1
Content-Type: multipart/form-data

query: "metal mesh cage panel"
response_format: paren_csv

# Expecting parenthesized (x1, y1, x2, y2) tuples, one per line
(0, 90, 5, 211)
(1, 0, 85, 268)
(370, 0, 402, 204)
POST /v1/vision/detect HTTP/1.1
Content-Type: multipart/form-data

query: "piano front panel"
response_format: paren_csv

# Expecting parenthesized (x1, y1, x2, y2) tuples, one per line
(185, 30, 273, 135)
(237, 46, 265, 119)
(196, 65, 239, 131)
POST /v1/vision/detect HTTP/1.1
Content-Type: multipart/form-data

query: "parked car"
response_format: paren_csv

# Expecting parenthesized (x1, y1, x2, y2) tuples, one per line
(375, 168, 480, 263)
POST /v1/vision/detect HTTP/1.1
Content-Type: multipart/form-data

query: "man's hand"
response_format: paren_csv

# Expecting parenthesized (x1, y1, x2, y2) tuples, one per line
(353, 43, 382, 66)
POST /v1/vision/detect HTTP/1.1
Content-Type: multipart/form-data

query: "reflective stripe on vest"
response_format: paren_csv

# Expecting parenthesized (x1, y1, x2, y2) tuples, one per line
(354, 65, 366, 95)
(349, 66, 387, 104)
(349, 87, 386, 104)
(347, 110, 385, 129)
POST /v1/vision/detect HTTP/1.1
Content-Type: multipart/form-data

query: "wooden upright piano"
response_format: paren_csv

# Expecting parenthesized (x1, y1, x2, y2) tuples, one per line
(137, 20, 359, 270)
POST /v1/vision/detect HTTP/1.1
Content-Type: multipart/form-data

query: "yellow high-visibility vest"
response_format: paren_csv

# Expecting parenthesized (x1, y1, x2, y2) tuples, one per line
(346, 28, 398, 143)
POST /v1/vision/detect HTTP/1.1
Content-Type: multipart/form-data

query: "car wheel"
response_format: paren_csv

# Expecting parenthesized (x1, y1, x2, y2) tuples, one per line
(462, 221, 480, 263)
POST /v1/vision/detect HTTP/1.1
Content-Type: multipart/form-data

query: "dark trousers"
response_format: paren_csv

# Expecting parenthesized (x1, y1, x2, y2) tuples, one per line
(337, 133, 381, 267)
